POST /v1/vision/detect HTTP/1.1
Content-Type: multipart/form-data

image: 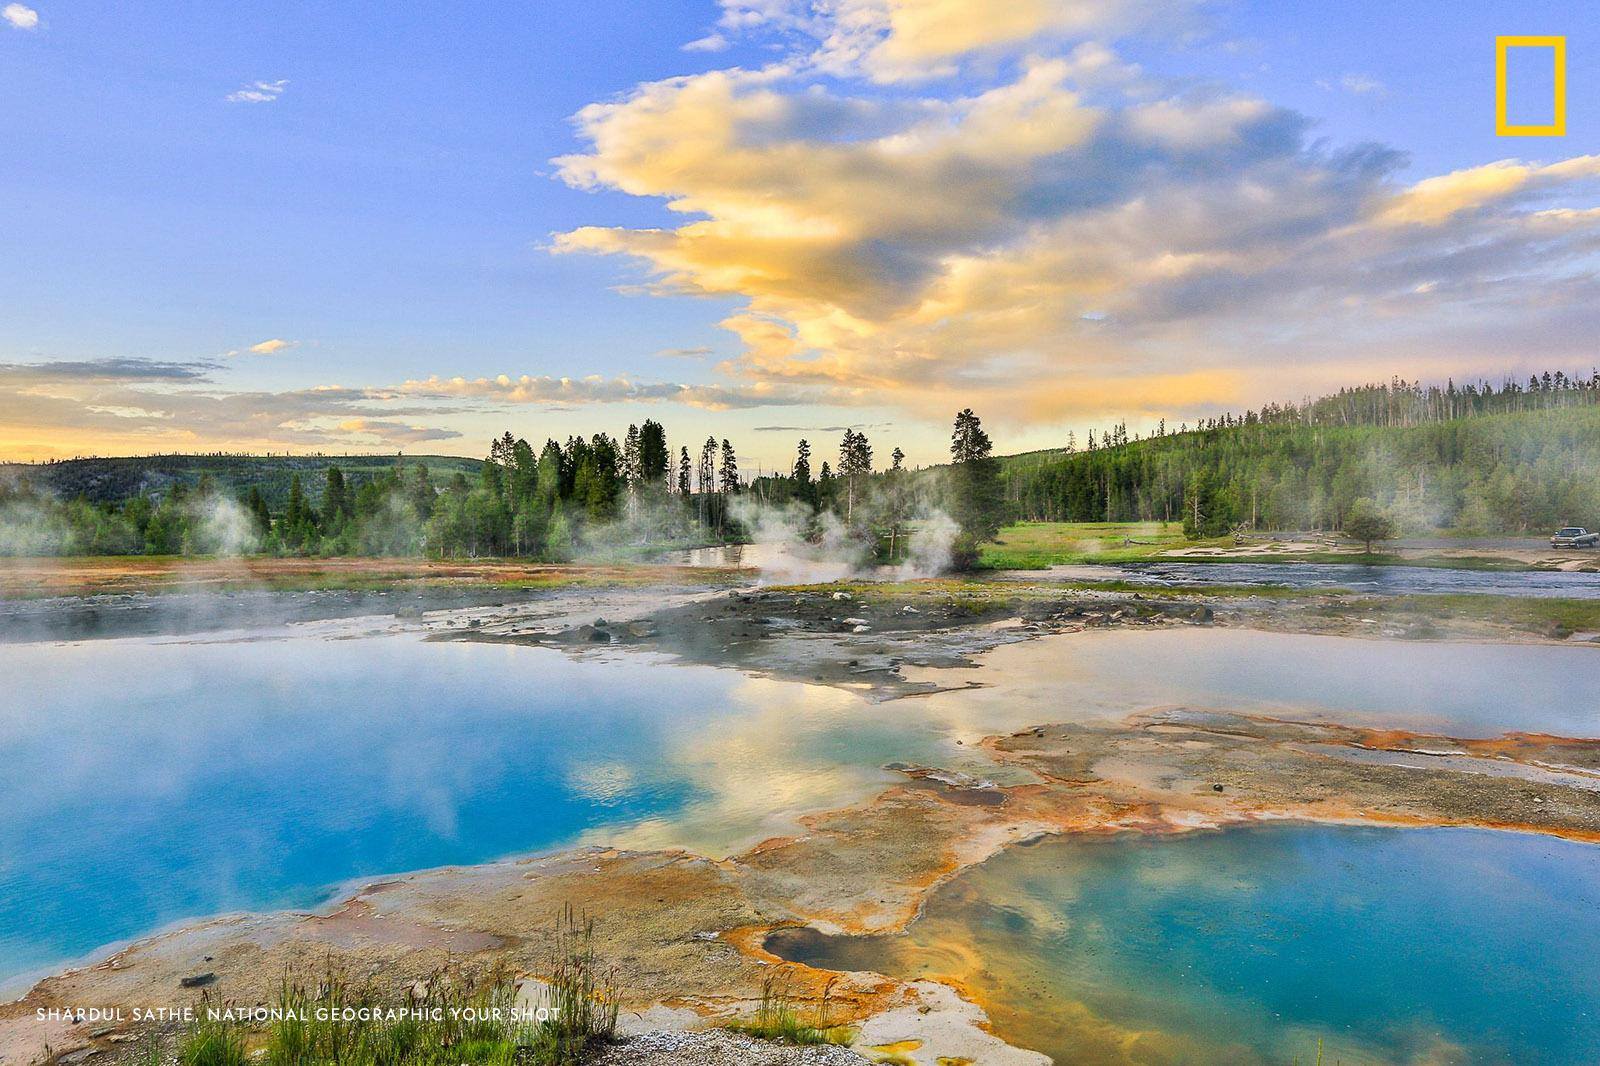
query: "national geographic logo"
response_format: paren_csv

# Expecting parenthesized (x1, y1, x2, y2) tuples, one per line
(1496, 36, 1566, 136)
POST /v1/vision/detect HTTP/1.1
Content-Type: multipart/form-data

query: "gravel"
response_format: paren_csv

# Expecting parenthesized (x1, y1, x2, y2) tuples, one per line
(590, 1030, 869, 1065)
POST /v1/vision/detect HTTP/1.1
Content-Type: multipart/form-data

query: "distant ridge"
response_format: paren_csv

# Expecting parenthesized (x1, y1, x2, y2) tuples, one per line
(0, 453, 483, 509)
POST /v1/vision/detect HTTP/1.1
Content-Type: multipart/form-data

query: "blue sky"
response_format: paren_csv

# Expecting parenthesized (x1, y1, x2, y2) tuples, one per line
(1, 1, 1596, 465)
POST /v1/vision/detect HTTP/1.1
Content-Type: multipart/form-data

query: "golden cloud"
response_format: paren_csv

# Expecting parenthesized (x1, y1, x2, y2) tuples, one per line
(554, 27, 1600, 425)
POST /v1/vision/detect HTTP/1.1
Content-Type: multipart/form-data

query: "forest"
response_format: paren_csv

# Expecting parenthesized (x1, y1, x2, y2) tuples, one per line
(0, 411, 1007, 562)
(0, 421, 740, 559)
(1000, 374, 1600, 536)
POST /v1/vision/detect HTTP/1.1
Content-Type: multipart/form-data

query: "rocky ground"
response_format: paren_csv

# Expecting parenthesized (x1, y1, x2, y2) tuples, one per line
(592, 1030, 868, 1064)
(462, 578, 1598, 702)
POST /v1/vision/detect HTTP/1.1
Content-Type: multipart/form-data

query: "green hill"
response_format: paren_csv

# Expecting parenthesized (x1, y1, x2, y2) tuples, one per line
(0, 454, 482, 509)
(997, 401, 1600, 536)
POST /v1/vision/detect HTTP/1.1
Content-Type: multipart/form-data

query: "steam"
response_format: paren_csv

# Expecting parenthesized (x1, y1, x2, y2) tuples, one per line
(728, 498, 873, 584)
(722, 496, 959, 584)
(188, 496, 259, 556)
(0, 494, 71, 556)
(0, 481, 262, 558)
(894, 510, 958, 579)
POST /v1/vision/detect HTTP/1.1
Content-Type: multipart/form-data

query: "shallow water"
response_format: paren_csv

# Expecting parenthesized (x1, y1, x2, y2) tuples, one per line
(1032, 560, 1600, 598)
(5, 623, 1600, 1007)
(769, 824, 1600, 1065)
(917, 628, 1600, 737)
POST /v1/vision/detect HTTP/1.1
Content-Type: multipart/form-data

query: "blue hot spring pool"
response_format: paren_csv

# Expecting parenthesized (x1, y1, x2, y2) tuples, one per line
(4, 621, 1600, 1058)
(767, 824, 1600, 1065)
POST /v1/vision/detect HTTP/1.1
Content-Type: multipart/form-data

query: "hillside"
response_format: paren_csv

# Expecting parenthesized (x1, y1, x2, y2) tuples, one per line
(998, 404, 1600, 536)
(0, 454, 483, 509)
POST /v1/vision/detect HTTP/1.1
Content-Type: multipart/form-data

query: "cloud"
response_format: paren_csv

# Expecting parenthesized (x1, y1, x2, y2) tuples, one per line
(226, 79, 288, 104)
(391, 373, 813, 410)
(753, 423, 887, 432)
(1318, 72, 1386, 97)
(0, 358, 467, 457)
(1374, 156, 1600, 227)
(697, 0, 1204, 81)
(248, 337, 296, 356)
(551, 21, 1600, 424)
(683, 32, 730, 52)
(656, 346, 715, 359)
(332, 419, 464, 445)
(2, 3, 38, 30)
(0, 358, 218, 382)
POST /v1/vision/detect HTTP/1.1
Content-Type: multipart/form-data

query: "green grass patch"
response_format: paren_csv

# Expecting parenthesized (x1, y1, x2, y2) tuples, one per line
(1331, 593, 1600, 638)
(726, 973, 853, 1048)
(977, 521, 1195, 569)
(171, 908, 618, 1066)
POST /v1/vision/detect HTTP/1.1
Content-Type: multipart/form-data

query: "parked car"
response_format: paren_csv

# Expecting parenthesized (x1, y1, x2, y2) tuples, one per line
(1551, 527, 1600, 548)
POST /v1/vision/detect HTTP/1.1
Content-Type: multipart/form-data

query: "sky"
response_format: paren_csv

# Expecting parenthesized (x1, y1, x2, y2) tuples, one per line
(1, 0, 1597, 469)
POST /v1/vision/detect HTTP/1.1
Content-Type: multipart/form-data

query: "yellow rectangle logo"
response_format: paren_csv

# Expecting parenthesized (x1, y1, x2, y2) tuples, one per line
(1497, 36, 1566, 136)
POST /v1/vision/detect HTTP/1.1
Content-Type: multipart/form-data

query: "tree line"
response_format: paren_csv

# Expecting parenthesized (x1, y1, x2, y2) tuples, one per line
(1003, 373, 1600, 537)
(0, 408, 1007, 562)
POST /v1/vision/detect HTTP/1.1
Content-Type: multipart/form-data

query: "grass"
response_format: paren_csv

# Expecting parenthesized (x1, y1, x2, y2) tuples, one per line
(170, 908, 619, 1066)
(176, 1012, 247, 1066)
(0, 555, 742, 600)
(975, 521, 1551, 572)
(1324, 593, 1600, 639)
(726, 972, 854, 1047)
(978, 521, 1196, 569)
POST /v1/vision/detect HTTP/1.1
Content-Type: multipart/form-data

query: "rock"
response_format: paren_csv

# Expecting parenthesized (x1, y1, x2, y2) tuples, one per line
(1189, 605, 1215, 623)
(180, 972, 216, 988)
(590, 1030, 867, 1065)
(1212, 784, 1225, 792)
(394, 606, 424, 619)
(627, 620, 659, 638)
(852, 624, 871, 634)
(901, 605, 919, 614)
(58, 1050, 98, 1064)
(832, 591, 852, 601)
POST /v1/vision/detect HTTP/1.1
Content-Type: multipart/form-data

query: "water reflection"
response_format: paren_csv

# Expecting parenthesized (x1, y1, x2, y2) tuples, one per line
(0, 635, 934, 987)
(6, 624, 1600, 994)
(915, 628, 1600, 737)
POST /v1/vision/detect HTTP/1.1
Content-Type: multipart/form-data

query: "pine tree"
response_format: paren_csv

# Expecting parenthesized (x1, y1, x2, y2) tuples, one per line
(948, 409, 1002, 565)
(321, 466, 349, 531)
(793, 440, 812, 486)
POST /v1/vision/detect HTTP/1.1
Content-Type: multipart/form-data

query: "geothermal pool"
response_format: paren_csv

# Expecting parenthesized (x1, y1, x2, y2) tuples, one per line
(4, 622, 1600, 1056)
(769, 825, 1600, 1064)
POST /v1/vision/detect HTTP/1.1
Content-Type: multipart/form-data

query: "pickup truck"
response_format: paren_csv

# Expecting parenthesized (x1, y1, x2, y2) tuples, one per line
(1551, 527, 1600, 548)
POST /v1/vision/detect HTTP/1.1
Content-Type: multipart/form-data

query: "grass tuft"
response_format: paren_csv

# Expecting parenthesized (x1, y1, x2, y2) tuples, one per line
(168, 907, 618, 1066)
(727, 972, 854, 1047)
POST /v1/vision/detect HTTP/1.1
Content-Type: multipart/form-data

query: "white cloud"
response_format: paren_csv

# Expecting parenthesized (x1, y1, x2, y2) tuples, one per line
(221, 337, 299, 357)
(226, 79, 288, 104)
(2, 3, 39, 30)
(695, 0, 1205, 81)
(1318, 72, 1387, 97)
(683, 32, 730, 52)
